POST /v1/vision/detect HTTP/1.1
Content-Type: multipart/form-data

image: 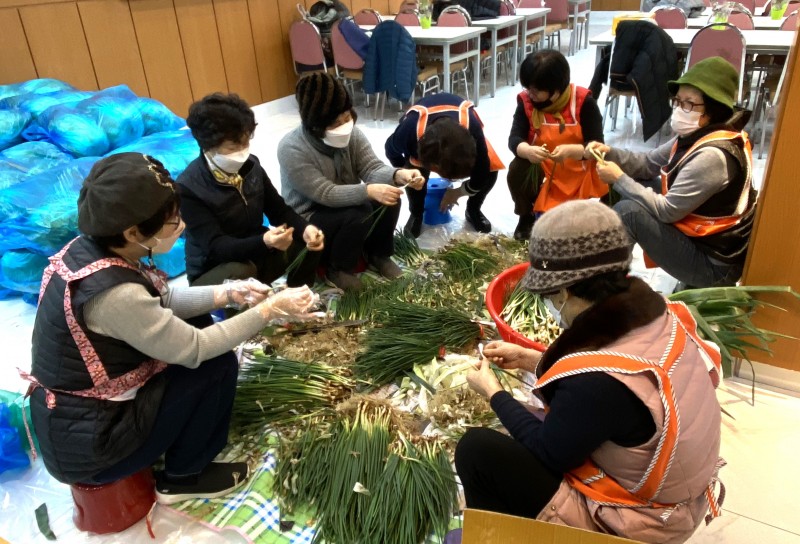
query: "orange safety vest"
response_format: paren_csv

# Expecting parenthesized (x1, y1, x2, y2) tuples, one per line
(520, 85, 608, 213)
(662, 130, 754, 238)
(407, 100, 505, 173)
(531, 301, 724, 521)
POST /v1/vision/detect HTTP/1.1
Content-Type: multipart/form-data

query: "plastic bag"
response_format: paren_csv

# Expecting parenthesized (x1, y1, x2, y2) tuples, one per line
(0, 110, 31, 151)
(0, 89, 93, 118)
(0, 142, 73, 190)
(23, 85, 145, 157)
(0, 78, 75, 102)
(136, 97, 185, 135)
(0, 391, 31, 474)
(0, 250, 48, 294)
(106, 129, 200, 178)
(0, 157, 98, 253)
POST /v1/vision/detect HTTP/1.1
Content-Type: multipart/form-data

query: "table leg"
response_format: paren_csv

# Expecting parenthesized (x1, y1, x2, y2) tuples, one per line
(583, 3, 590, 50)
(473, 43, 481, 106)
(490, 29, 498, 98)
(443, 45, 451, 93)
(512, 28, 519, 85)
(571, 4, 579, 55)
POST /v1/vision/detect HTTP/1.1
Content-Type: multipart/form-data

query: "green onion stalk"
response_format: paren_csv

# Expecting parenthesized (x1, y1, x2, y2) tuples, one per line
(230, 352, 354, 436)
(500, 281, 562, 346)
(668, 285, 800, 377)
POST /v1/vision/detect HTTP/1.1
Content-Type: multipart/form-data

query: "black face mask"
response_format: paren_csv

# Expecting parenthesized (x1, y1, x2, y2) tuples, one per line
(531, 98, 553, 110)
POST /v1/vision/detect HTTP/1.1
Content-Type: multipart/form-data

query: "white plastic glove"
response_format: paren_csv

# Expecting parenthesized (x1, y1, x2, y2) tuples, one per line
(223, 278, 272, 309)
(257, 286, 322, 322)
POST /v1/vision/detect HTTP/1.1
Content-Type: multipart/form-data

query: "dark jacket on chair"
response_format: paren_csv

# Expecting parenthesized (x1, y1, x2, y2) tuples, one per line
(589, 21, 679, 142)
(363, 21, 419, 102)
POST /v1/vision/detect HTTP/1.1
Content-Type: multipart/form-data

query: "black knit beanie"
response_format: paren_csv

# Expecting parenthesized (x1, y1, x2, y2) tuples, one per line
(78, 153, 176, 236)
(295, 72, 352, 136)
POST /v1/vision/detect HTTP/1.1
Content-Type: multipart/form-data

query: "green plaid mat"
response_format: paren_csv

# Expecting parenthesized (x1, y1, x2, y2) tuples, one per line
(168, 448, 461, 543)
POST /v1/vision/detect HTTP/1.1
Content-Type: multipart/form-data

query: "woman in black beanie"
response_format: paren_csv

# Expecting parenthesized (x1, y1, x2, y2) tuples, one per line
(23, 153, 320, 505)
(278, 73, 425, 291)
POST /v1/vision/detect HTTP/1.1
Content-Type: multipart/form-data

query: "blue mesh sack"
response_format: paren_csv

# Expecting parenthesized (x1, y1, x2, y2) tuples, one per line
(107, 129, 200, 178)
(0, 158, 98, 254)
(0, 250, 49, 294)
(137, 98, 185, 135)
(0, 89, 93, 117)
(0, 110, 31, 151)
(0, 142, 73, 190)
(0, 78, 75, 102)
(23, 85, 145, 157)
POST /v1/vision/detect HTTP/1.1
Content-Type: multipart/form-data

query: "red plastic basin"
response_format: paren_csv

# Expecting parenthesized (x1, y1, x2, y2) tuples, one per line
(485, 263, 547, 352)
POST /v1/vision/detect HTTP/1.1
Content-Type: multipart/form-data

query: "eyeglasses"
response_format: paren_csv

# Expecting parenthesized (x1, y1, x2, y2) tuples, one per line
(164, 214, 182, 228)
(670, 97, 705, 113)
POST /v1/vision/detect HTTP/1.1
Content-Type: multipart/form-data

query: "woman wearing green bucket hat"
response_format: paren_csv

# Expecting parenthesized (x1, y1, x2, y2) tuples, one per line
(586, 56, 757, 289)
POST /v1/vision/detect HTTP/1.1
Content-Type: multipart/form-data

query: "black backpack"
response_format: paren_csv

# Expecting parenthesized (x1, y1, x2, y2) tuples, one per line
(299, 0, 351, 34)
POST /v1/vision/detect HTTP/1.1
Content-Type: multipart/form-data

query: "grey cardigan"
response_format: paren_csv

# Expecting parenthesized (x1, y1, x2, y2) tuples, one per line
(278, 126, 397, 217)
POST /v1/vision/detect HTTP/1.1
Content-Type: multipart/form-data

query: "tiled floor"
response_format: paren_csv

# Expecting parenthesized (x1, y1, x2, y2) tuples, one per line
(1, 11, 799, 543)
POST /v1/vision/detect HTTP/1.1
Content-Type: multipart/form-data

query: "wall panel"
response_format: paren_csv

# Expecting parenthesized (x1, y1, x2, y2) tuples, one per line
(0, 9, 37, 84)
(213, 0, 262, 105)
(249, 0, 294, 101)
(19, 2, 97, 90)
(129, 0, 193, 115)
(78, 0, 149, 96)
(278, 0, 303, 88)
(174, 0, 228, 100)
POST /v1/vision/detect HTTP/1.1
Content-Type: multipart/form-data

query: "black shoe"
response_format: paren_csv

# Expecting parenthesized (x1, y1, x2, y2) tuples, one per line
(513, 214, 535, 241)
(368, 255, 403, 279)
(403, 214, 423, 238)
(465, 208, 491, 233)
(155, 461, 250, 505)
(325, 269, 363, 291)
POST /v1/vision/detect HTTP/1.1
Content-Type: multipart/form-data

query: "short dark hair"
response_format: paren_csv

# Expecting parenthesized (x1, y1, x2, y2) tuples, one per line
(92, 193, 181, 250)
(564, 270, 632, 303)
(703, 94, 734, 126)
(417, 118, 476, 180)
(519, 49, 570, 95)
(186, 93, 257, 151)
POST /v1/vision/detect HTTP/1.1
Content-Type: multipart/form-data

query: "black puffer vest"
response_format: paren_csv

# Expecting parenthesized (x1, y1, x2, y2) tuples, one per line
(29, 237, 168, 484)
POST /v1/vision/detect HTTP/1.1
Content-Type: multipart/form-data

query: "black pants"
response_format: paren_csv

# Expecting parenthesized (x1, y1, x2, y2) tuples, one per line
(405, 166, 498, 217)
(309, 201, 400, 273)
(506, 156, 540, 217)
(191, 241, 321, 288)
(455, 427, 562, 519)
(90, 316, 238, 483)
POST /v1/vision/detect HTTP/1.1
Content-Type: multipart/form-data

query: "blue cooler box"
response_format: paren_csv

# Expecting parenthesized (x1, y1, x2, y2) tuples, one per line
(423, 177, 453, 225)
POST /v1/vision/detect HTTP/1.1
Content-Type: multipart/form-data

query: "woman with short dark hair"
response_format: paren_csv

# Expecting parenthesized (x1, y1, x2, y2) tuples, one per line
(24, 153, 319, 504)
(279, 73, 424, 291)
(507, 49, 606, 241)
(178, 93, 324, 288)
(456, 200, 725, 543)
(590, 56, 756, 288)
(385, 92, 504, 238)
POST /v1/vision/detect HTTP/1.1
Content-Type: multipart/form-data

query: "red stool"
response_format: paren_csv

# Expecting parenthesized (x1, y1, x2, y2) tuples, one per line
(71, 468, 156, 534)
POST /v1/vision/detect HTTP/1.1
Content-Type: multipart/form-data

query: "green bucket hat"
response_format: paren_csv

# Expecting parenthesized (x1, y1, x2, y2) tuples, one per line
(668, 57, 738, 109)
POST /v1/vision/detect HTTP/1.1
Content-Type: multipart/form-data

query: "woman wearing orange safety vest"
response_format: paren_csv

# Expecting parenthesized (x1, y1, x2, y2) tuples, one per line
(456, 200, 725, 544)
(385, 92, 504, 238)
(507, 49, 607, 241)
(590, 57, 756, 288)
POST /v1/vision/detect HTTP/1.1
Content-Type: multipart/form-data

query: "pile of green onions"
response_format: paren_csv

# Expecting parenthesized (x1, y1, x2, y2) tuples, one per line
(500, 281, 561, 346)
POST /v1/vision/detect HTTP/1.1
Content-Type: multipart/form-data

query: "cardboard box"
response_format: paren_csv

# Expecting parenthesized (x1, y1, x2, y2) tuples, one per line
(611, 13, 655, 35)
(462, 509, 641, 543)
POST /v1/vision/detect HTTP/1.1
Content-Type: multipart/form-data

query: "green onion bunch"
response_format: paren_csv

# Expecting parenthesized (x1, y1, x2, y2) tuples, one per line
(435, 241, 497, 281)
(668, 285, 800, 376)
(501, 281, 561, 346)
(230, 352, 354, 435)
(354, 301, 481, 386)
(393, 230, 429, 267)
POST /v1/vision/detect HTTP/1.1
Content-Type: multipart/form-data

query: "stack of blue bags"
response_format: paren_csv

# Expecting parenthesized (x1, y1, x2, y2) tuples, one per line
(0, 79, 200, 301)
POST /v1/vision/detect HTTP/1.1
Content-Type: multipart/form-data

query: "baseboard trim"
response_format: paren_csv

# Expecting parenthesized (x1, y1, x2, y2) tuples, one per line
(733, 359, 800, 395)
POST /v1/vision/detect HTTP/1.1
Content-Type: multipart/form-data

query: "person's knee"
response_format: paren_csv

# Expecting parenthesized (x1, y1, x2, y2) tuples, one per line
(455, 427, 495, 475)
(612, 199, 648, 234)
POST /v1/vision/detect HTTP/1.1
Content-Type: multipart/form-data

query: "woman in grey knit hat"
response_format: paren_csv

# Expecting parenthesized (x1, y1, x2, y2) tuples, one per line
(278, 72, 425, 291)
(455, 200, 725, 543)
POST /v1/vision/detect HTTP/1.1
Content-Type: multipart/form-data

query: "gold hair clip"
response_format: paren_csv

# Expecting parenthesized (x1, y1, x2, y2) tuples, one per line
(143, 154, 175, 191)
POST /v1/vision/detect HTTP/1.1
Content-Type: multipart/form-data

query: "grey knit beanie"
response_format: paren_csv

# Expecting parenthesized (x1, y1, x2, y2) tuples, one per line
(521, 200, 633, 293)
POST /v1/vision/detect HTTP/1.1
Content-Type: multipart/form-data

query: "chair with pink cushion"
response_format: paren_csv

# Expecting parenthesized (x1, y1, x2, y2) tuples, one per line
(685, 23, 746, 103)
(289, 19, 329, 74)
(354, 8, 383, 26)
(396, 9, 421, 25)
(331, 20, 368, 104)
(435, 5, 473, 97)
(652, 6, 688, 29)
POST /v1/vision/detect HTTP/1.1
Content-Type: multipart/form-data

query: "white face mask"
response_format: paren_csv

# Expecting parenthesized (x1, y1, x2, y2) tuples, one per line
(136, 220, 185, 260)
(323, 119, 354, 148)
(544, 297, 568, 329)
(670, 108, 703, 136)
(209, 148, 250, 173)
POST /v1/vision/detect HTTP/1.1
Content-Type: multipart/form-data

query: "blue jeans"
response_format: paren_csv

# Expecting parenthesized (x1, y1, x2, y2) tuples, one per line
(614, 199, 743, 288)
